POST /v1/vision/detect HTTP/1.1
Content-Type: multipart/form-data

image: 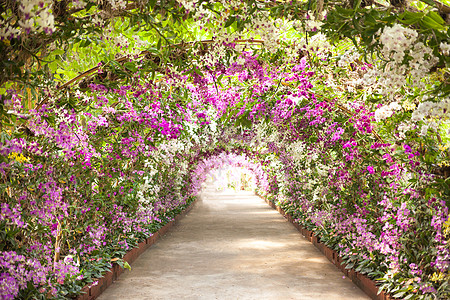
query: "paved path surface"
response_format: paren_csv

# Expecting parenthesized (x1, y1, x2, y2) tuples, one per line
(99, 185, 370, 300)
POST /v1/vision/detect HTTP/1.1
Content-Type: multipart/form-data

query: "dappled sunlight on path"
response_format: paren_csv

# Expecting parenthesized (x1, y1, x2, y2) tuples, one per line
(98, 184, 369, 300)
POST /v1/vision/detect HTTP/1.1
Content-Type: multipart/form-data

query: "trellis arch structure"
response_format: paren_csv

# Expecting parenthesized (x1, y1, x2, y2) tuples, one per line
(2, 39, 449, 300)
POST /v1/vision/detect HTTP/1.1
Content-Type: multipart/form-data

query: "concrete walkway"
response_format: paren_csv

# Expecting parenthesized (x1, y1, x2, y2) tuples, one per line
(98, 185, 370, 300)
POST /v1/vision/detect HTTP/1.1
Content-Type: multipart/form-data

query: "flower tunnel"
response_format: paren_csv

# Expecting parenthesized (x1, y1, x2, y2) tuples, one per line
(1, 0, 450, 299)
(190, 152, 266, 193)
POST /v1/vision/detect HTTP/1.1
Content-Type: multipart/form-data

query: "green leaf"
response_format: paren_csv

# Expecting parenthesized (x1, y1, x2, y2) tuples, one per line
(49, 61, 58, 73)
(335, 6, 354, 18)
(345, 262, 355, 269)
(149, 0, 157, 9)
(193, 67, 204, 77)
(124, 62, 137, 72)
(393, 291, 406, 298)
(420, 0, 437, 6)
(156, 38, 162, 50)
(216, 74, 224, 87)
(224, 16, 236, 28)
(52, 49, 65, 56)
(398, 11, 423, 25)
(81, 39, 92, 47)
(421, 14, 445, 30)
(427, 11, 445, 26)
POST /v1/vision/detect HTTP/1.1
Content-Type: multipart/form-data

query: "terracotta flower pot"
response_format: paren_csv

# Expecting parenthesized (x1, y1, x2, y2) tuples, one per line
(77, 286, 90, 300)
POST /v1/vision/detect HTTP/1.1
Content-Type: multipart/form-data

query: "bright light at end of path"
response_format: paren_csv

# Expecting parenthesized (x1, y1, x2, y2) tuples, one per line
(205, 166, 257, 192)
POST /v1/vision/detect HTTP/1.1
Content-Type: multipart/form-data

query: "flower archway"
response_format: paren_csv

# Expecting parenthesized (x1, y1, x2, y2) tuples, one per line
(1, 0, 450, 299)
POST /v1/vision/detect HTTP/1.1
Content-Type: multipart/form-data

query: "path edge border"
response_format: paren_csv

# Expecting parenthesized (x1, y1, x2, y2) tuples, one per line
(260, 195, 393, 300)
(75, 197, 198, 300)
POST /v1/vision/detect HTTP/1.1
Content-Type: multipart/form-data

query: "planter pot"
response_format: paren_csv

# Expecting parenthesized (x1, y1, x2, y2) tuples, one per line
(330, 249, 338, 265)
(285, 214, 292, 223)
(77, 286, 90, 300)
(88, 278, 106, 299)
(158, 225, 168, 236)
(123, 247, 139, 265)
(146, 234, 156, 245)
(347, 269, 357, 281)
(158, 221, 174, 236)
(103, 270, 114, 287)
(312, 235, 324, 253)
(267, 200, 276, 209)
(113, 264, 122, 280)
(323, 247, 335, 264)
(338, 259, 348, 274)
(355, 272, 393, 300)
(276, 206, 285, 216)
(300, 227, 307, 237)
(184, 203, 195, 215)
(354, 272, 380, 300)
(138, 241, 149, 252)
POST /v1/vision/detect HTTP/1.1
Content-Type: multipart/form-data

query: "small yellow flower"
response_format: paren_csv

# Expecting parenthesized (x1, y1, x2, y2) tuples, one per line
(444, 215, 450, 236)
(8, 152, 29, 163)
(438, 143, 449, 151)
(402, 100, 416, 111)
(438, 160, 450, 167)
(430, 272, 445, 282)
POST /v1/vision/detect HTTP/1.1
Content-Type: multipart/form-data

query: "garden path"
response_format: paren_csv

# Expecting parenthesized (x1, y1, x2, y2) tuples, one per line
(98, 184, 370, 300)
